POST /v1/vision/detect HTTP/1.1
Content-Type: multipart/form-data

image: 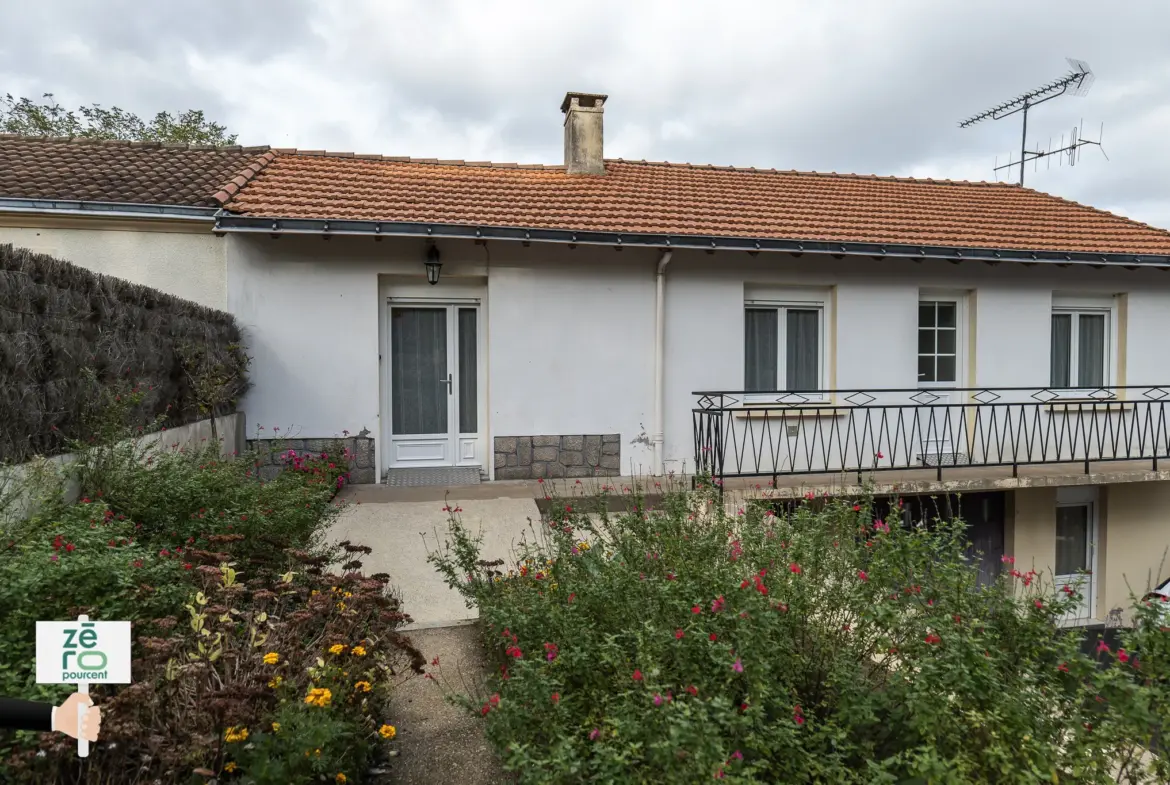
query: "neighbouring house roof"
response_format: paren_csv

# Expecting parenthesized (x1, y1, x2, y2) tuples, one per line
(0, 135, 275, 209)
(214, 152, 1170, 257)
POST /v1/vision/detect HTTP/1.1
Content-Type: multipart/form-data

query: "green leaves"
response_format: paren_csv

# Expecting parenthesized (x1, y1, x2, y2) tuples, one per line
(0, 93, 238, 145)
(436, 486, 1170, 783)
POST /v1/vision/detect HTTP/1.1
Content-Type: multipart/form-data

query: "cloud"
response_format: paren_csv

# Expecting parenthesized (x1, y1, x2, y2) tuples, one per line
(2, 0, 1169, 225)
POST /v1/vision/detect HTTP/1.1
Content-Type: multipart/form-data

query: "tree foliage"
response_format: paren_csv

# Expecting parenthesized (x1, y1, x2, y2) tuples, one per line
(0, 92, 236, 145)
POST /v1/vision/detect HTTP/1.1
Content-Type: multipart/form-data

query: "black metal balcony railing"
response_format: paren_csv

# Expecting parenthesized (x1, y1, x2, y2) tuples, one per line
(692, 386, 1170, 483)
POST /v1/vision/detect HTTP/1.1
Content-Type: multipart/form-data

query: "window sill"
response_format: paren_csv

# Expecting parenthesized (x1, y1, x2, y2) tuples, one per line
(1044, 400, 1135, 413)
(735, 401, 846, 419)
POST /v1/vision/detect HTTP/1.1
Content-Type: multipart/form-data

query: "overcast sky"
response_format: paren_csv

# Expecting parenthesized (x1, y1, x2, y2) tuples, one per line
(3, 1, 1169, 226)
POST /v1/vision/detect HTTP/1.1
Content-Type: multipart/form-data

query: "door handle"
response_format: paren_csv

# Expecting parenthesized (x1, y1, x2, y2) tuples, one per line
(442, 373, 453, 394)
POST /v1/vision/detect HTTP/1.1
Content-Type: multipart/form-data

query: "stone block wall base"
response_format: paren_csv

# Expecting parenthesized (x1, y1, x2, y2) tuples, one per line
(494, 434, 620, 480)
(246, 436, 376, 484)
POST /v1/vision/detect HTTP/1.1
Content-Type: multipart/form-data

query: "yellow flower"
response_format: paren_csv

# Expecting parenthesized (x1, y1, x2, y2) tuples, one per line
(268, 675, 283, 689)
(304, 687, 333, 707)
(224, 726, 249, 743)
(338, 602, 347, 611)
(379, 724, 397, 740)
(354, 681, 372, 693)
(329, 643, 347, 655)
(576, 540, 591, 551)
(224, 761, 238, 773)
(263, 651, 280, 665)
(343, 591, 352, 598)
(351, 645, 367, 657)
(336, 775, 348, 784)
(315, 748, 322, 757)
(311, 589, 320, 596)
(271, 722, 281, 732)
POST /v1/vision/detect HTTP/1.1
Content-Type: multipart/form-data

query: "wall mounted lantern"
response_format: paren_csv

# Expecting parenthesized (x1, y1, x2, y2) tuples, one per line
(425, 243, 442, 285)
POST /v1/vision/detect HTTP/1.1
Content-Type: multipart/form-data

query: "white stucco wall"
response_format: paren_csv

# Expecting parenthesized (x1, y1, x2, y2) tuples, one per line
(0, 219, 227, 310)
(661, 252, 1170, 472)
(227, 233, 1170, 481)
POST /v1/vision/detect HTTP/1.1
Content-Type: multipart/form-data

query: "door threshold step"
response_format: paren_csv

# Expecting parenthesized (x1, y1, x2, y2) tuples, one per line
(385, 467, 483, 488)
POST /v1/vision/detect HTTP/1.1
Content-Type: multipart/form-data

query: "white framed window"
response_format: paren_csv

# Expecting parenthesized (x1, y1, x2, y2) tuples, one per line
(917, 294, 965, 386)
(1050, 295, 1113, 391)
(1055, 485, 1098, 623)
(744, 288, 827, 397)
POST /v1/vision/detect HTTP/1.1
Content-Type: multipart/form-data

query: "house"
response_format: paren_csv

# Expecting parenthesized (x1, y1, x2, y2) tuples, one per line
(0, 134, 272, 309)
(212, 91, 1170, 626)
(7, 92, 1170, 626)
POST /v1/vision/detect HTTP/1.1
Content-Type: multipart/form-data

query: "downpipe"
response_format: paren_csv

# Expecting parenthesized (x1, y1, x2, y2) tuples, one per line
(653, 250, 673, 477)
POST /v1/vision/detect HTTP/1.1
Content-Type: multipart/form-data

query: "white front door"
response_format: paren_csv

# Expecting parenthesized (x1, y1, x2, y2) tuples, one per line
(1055, 489, 1098, 622)
(916, 296, 967, 465)
(387, 303, 481, 469)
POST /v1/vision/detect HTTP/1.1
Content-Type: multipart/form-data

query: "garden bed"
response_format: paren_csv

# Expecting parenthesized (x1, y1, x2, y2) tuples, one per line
(434, 483, 1170, 783)
(0, 384, 420, 783)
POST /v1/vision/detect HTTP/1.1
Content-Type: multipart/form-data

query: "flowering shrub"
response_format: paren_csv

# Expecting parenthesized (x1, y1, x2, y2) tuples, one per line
(435, 483, 1170, 783)
(0, 384, 418, 783)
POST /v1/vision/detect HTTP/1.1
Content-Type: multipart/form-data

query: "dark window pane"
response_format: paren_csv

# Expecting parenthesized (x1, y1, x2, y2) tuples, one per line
(1077, 314, 1106, 388)
(745, 309, 778, 391)
(458, 308, 477, 434)
(391, 308, 447, 435)
(937, 328, 956, 355)
(937, 302, 957, 328)
(1051, 314, 1071, 388)
(936, 355, 956, 383)
(918, 329, 935, 354)
(786, 309, 819, 391)
(918, 355, 935, 382)
(1055, 505, 1090, 574)
(918, 302, 936, 328)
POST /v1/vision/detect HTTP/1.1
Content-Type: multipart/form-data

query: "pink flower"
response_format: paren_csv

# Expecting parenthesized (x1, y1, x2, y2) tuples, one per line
(1119, 648, 1131, 663)
(875, 451, 884, 459)
(731, 750, 743, 761)
(1097, 640, 1111, 654)
(589, 728, 600, 741)
(793, 705, 805, 726)
(632, 669, 643, 682)
(675, 629, 685, 640)
(731, 658, 744, 673)
(711, 595, 726, 613)
(692, 605, 702, 615)
(858, 570, 868, 582)
(653, 693, 663, 706)
(1001, 555, 1016, 565)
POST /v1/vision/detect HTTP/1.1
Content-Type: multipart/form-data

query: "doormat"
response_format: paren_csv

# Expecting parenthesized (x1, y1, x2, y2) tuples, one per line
(384, 467, 483, 488)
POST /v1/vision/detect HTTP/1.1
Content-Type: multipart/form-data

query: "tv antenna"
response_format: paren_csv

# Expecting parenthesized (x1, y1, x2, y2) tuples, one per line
(959, 58, 1101, 186)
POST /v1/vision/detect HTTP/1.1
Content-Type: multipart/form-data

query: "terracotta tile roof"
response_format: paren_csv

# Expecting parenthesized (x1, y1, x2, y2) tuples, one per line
(219, 152, 1170, 255)
(0, 135, 275, 208)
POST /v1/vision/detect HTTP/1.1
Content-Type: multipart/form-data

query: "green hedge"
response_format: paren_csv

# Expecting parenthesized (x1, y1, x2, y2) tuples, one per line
(0, 243, 249, 463)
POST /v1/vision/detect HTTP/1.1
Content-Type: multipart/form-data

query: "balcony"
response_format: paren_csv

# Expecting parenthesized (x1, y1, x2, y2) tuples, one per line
(692, 386, 1170, 488)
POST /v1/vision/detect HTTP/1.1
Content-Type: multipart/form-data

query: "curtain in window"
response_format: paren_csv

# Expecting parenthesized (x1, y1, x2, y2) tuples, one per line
(391, 308, 447, 435)
(744, 309, 778, 391)
(786, 309, 819, 391)
(1077, 314, 1106, 388)
(458, 308, 477, 434)
(1050, 314, 1071, 388)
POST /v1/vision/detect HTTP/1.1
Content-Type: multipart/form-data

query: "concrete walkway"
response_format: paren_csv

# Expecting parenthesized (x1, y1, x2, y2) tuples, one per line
(330, 482, 543, 629)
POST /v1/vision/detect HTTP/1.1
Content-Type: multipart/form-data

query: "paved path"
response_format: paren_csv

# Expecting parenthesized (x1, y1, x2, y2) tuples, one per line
(331, 483, 542, 629)
(388, 624, 509, 784)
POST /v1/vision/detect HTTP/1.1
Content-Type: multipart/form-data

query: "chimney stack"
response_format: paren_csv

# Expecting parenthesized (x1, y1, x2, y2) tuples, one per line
(561, 92, 607, 175)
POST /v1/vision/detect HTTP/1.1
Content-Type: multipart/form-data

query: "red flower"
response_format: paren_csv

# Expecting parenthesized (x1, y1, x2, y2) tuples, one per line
(65, 543, 75, 552)
(793, 705, 805, 726)
(686, 685, 698, 696)
(1118, 648, 1131, 663)
(739, 580, 750, 589)
(876, 451, 884, 459)
(632, 669, 643, 682)
(924, 633, 941, 645)
(857, 570, 868, 582)
(489, 693, 500, 706)
(183, 563, 193, 570)
(1001, 555, 1016, 565)
(551, 692, 560, 704)
(709, 633, 718, 642)
(1096, 640, 1111, 654)
(1033, 599, 1044, 609)
(1058, 663, 1070, 673)
(692, 605, 701, 615)
(159, 549, 170, 557)
(568, 593, 576, 604)
(789, 563, 802, 575)
(481, 704, 491, 716)
(675, 629, 685, 640)
(852, 504, 861, 512)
